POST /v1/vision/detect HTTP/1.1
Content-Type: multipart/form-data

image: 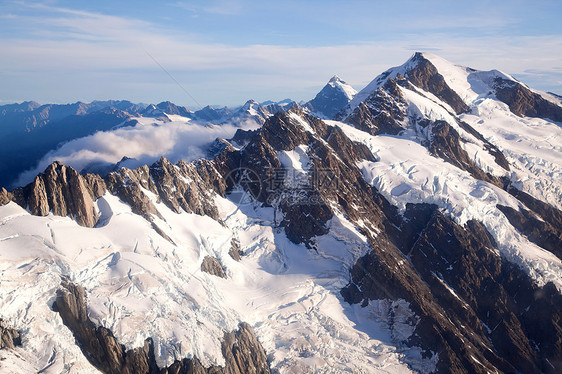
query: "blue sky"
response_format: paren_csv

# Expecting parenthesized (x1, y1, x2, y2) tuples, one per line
(1, 0, 561, 107)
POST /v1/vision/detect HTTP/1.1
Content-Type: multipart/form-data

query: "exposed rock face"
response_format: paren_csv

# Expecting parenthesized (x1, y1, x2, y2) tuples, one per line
(201, 256, 227, 278)
(54, 281, 270, 374)
(104, 158, 225, 224)
(506, 183, 562, 230)
(0, 320, 21, 349)
(104, 165, 162, 221)
(497, 204, 562, 259)
(405, 52, 469, 114)
(340, 76, 510, 184)
(221, 322, 270, 374)
(9, 162, 101, 227)
(0, 155, 225, 234)
(343, 204, 562, 374)
(228, 239, 243, 261)
(219, 108, 561, 372)
(0, 187, 12, 205)
(306, 75, 356, 119)
(426, 120, 503, 187)
(456, 120, 510, 171)
(345, 79, 406, 135)
(494, 77, 562, 122)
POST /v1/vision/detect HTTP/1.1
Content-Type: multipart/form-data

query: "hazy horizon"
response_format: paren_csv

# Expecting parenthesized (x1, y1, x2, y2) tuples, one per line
(1, 0, 561, 107)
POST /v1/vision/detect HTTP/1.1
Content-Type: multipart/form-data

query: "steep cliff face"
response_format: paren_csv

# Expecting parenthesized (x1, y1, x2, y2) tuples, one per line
(345, 78, 406, 135)
(54, 281, 270, 374)
(494, 77, 562, 122)
(344, 205, 562, 374)
(8, 162, 101, 227)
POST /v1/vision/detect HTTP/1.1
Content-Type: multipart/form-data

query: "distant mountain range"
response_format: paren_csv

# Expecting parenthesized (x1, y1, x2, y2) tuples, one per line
(0, 94, 329, 188)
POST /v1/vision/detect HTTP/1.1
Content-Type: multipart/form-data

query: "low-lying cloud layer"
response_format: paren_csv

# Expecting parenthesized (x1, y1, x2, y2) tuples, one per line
(14, 117, 257, 187)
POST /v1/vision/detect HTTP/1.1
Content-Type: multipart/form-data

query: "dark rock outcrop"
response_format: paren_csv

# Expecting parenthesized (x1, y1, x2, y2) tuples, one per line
(201, 256, 227, 278)
(494, 78, 562, 122)
(456, 120, 510, 171)
(506, 184, 562, 230)
(345, 79, 406, 135)
(228, 239, 243, 261)
(497, 204, 562, 259)
(221, 322, 270, 374)
(0, 187, 12, 205)
(53, 281, 270, 374)
(0, 320, 21, 349)
(11, 162, 100, 227)
(427, 120, 504, 187)
(0, 155, 225, 233)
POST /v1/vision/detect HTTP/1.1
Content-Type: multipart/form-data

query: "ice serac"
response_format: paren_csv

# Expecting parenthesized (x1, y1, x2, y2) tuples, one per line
(54, 281, 270, 374)
(306, 75, 357, 119)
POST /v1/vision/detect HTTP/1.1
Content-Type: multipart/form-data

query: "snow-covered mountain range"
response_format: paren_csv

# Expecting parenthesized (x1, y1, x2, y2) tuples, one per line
(0, 52, 561, 373)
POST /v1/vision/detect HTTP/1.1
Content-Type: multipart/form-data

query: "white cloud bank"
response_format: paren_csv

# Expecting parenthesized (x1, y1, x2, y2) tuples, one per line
(14, 117, 257, 187)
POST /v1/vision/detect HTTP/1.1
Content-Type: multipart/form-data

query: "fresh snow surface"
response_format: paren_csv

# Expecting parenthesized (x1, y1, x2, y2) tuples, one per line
(329, 75, 357, 100)
(277, 145, 311, 189)
(392, 83, 509, 177)
(0, 184, 436, 372)
(327, 119, 562, 290)
(289, 111, 315, 133)
(460, 99, 562, 209)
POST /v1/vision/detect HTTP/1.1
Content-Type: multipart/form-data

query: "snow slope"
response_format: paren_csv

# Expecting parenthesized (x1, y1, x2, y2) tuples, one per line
(0, 180, 435, 372)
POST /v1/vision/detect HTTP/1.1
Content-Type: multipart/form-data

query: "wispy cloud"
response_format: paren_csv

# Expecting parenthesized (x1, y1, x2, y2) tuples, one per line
(171, 0, 243, 16)
(1, 2, 561, 104)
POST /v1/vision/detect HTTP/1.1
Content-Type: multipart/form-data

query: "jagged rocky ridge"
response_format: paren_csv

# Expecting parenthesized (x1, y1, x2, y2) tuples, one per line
(1, 157, 225, 232)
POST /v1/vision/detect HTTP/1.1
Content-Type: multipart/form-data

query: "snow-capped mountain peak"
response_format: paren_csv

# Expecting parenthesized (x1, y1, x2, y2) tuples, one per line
(305, 75, 357, 119)
(327, 74, 357, 100)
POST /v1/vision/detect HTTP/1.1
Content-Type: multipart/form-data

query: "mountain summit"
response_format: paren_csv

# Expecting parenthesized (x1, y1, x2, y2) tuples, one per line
(305, 75, 357, 119)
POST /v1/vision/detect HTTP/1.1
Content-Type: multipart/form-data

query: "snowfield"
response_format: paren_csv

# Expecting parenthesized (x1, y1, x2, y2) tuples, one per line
(0, 187, 436, 373)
